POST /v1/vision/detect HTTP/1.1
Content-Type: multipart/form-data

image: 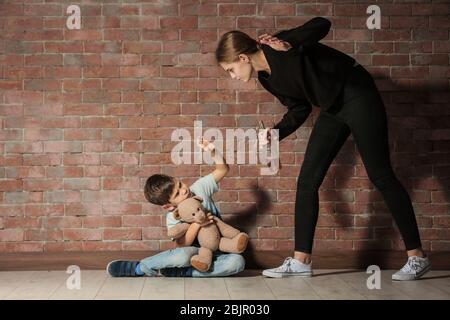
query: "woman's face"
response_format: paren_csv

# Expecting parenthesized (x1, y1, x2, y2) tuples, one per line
(220, 54, 253, 82)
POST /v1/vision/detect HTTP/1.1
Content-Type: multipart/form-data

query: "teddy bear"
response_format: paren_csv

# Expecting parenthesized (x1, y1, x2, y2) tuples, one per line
(171, 196, 249, 272)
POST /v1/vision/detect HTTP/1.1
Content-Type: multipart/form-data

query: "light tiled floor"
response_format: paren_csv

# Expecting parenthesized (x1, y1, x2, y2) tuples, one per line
(0, 269, 449, 300)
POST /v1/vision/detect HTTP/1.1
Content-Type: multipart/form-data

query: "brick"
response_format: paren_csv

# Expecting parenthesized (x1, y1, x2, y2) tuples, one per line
(65, 203, 102, 216)
(0, 229, 24, 241)
(43, 141, 82, 153)
(161, 16, 197, 29)
(64, 178, 100, 191)
(103, 228, 142, 240)
(25, 204, 64, 217)
(102, 54, 140, 66)
(121, 17, 158, 29)
(103, 177, 139, 190)
(0, 4, 23, 16)
(122, 241, 159, 251)
(63, 79, 101, 91)
(47, 166, 84, 179)
(81, 190, 121, 202)
(25, 54, 62, 66)
(103, 5, 140, 16)
(102, 203, 142, 215)
(44, 242, 82, 252)
(63, 229, 102, 241)
(82, 216, 122, 228)
(65, 30, 102, 41)
(84, 166, 123, 177)
(142, 227, 165, 240)
(64, 128, 102, 140)
(82, 241, 122, 251)
(259, 227, 294, 239)
(24, 4, 62, 16)
(5, 67, 43, 79)
(4, 191, 43, 204)
(25, 229, 63, 241)
(23, 179, 63, 191)
(4, 217, 41, 229)
(63, 154, 100, 166)
(86, 39, 122, 52)
(46, 217, 82, 228)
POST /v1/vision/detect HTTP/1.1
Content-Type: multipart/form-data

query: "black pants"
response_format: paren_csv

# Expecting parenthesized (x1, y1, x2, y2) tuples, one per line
(295, 64, 422, 254)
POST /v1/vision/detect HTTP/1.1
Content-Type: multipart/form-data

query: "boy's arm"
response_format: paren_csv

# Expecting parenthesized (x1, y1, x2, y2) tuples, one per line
(211, 148, 229, 184)
(198, 138, 229, 184)
(167, 222, 190, 240)
(174, 223, 202, 247)
(174, 213, 216, 247)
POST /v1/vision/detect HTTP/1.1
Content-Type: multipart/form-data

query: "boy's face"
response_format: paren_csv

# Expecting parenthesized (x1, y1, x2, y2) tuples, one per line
(162, 178, 193, 211)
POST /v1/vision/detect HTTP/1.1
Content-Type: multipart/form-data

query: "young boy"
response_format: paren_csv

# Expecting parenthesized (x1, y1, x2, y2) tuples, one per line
(107, 138, 245, 277)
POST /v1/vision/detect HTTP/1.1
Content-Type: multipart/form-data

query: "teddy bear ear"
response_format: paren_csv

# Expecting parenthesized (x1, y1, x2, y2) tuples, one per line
(193, 195, 203, 202)
(172, 208, 181, 220)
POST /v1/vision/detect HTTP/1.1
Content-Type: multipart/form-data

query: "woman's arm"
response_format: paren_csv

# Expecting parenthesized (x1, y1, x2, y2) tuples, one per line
(273, 17, 331, 49)
(272, 96, 313, 142)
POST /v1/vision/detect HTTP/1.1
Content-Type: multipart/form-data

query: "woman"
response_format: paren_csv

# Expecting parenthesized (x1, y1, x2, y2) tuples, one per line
(215, 17, 431, 281)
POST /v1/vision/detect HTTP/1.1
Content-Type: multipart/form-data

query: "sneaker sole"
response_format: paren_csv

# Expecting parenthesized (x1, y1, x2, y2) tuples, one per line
(392, 263, 432, 281)
(262, 270, 313, 278)
(106, 260, 120, 277)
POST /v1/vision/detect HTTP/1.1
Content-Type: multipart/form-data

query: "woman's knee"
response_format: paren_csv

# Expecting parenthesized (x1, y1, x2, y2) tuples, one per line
(369, 170, 399, 191)
(297, 176, 322, 193)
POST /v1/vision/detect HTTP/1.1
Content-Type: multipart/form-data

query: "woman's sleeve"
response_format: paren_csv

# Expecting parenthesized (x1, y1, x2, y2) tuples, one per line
(273, 96, 312, 142)
(273, 17, 331, 49)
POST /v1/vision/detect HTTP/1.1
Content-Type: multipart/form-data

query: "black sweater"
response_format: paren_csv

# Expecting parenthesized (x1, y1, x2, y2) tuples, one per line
(257, 17, 357, 142)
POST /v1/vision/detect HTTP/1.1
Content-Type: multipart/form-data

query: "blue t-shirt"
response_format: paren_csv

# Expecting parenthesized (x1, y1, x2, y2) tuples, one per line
(166, 173, 221, 233)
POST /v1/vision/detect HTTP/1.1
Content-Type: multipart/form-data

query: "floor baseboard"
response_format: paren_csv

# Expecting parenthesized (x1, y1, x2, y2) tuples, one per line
(1, 250, 449, 271)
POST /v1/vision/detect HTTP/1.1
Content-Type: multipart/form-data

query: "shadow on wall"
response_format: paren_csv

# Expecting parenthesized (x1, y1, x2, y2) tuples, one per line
(334, 75, 450, 268)
(217, 185, 273, 267)
(235, 72, 449, 269)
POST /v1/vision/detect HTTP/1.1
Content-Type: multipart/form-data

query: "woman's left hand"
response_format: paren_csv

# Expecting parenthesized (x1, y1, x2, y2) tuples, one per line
(258, 34, 292, 51)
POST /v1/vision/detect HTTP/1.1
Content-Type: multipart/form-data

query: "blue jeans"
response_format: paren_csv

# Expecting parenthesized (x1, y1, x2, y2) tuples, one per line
(139, 246, 245, 277)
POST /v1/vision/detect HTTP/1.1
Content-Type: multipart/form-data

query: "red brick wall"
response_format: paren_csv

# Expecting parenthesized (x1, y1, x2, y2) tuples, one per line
(0, 1, 449, 253)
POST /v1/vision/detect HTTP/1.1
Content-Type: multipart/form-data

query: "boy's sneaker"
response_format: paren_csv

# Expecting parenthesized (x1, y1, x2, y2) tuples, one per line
(262, 257, 313, 278)
(160, 266, 193, 277)
(106, 260, 142, 277)
(392, 256, 431, 281)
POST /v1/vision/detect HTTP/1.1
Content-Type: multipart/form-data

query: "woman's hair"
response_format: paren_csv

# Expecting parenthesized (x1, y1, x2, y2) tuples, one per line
(215, 30, 260, 64)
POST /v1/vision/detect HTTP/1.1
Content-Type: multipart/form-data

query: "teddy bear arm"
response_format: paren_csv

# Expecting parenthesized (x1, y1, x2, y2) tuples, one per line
(214, 218, 241, 239)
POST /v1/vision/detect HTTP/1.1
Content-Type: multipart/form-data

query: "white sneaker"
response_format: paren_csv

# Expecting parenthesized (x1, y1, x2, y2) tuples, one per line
(392, 256, 431, 281)
(262, 257, 313, 278)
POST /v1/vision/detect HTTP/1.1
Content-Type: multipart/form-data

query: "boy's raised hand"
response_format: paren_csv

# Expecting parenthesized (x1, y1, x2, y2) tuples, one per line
(258, 128, 272, 147)
(197, 137, 215, 152)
